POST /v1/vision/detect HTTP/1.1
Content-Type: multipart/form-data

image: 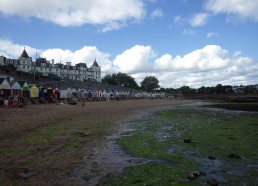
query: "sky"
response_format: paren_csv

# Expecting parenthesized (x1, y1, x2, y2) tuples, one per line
(0, 0, 257, 88)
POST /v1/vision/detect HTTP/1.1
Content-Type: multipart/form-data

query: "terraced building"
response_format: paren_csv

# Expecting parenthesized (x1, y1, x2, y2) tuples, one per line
(0, 48, 101, 82)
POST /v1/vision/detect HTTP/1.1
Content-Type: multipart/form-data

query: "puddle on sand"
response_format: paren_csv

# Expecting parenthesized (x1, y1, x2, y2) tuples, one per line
(71, 105, 172, 186)
(73, 138, 147, 186)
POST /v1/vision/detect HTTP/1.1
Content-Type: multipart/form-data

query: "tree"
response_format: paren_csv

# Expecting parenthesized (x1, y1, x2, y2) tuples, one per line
(0, 64, 16, 72)
(180, 86, 196, 96)
(101, 72, 139, 89)
(140, 76, 159, 92)
(48, 73, 61, 81)
(101, 74, 116, 85)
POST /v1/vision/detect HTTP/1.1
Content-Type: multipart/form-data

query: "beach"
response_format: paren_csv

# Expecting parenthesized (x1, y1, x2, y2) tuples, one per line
(0, 99, 198, 185)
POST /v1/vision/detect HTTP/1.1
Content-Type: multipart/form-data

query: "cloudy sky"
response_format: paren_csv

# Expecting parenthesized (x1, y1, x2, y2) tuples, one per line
(0, 0, 257, 88)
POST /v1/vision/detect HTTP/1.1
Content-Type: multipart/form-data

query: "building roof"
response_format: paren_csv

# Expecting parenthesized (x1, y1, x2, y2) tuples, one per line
(92, 59, 99, 67)
(76, 63, 87, 68)
(0, 78, 5, 84)
(17, 80, 27, 87)
(20, 48, 30, 58)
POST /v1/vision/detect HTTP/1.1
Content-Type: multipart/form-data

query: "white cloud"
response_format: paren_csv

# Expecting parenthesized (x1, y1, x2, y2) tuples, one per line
(190, 13, 209, 26)
(0, 39, 257, 88)
(233, 51, 242, 57)
(206, 32, 218, 38)
(0, 39, 38, 59)
(0, 39, 114, 73)
(153, 45, 256, 87)
(154, 45, 230, 72)
(0, 0, 145, 31)
(41, 46, 114, 73)
(205, 0, 258, 22)
(173, 15, 186, 24)
(113, 45, 156, 74)
(151, 9, 163, 18)
(182, 29, 195, 36)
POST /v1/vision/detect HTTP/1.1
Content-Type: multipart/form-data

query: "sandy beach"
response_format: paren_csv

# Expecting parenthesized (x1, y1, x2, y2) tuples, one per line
(0, 99, 199, 185)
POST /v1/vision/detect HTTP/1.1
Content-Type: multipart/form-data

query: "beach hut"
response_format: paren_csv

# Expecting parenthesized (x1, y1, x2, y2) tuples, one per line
(37, 86, 49, 103)
(0, 78, 11, 98)
(81, 89, 88, 100)
(98, 90, 103, 101)
(67, 88, 73, 100)
(53, 88, 60, 101)
(60, 89, 68, 99)
(28, 84, 39, 104)
(18, 80, 30, 97)
(45, 87, 53, 101)
(30, 84, 39, 98)
(11, 81, 22, 97)
(102, 90, 109, 101)
(38, 86, 46, 97)
(60, 88, 74, 102)
(73, 88, 84, 101)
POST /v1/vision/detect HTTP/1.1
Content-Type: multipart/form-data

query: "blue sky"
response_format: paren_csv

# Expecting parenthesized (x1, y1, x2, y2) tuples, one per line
(0, 0, 257, 88)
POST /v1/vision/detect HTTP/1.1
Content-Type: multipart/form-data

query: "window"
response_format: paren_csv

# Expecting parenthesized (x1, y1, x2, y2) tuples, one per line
(49, 68, 51, 71)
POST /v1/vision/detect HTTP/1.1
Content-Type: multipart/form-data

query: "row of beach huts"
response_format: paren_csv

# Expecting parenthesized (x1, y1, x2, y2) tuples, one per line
(0, 77, 166, 107)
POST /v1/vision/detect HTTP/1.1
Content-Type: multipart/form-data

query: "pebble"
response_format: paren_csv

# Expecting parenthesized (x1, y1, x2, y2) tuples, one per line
(207, 178, 219, 186)
(19, 172, 33, 179)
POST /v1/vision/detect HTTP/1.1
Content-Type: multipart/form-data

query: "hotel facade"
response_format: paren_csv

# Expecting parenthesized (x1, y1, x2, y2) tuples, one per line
(0, 48, 101, 82)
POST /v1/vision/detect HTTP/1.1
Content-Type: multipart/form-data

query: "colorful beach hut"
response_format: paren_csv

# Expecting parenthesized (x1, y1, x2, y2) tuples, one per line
(29, 84, 39, 98)
(18, 81, 30, 97)
(0, 78, 11, 97)
(38, 86, 46, 97)
(11, 81, 22, 97)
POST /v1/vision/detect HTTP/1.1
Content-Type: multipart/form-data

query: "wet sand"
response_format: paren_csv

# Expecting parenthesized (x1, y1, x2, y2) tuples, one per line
(0, 99, 200, 185)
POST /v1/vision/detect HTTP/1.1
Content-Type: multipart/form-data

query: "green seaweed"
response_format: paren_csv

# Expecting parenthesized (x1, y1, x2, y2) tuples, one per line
(100, 104, 258, 185)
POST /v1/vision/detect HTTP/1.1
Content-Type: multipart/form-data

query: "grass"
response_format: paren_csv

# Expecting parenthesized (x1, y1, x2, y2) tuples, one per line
(0, 111, 113, 186)
(100, 162, 199, 186)
(158, 108, 258, 161)
(99, 103, 258, 185)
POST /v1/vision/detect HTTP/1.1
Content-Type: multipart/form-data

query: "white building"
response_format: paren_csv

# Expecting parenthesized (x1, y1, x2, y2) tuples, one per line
(0, 48, 101, 82)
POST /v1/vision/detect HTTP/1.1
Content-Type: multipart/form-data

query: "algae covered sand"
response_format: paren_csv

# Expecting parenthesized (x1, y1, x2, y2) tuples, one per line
(100, 103, 258, 186)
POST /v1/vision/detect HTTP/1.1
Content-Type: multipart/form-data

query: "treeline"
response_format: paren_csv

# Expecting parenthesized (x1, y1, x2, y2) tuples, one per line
(102, 72, 257, 96)
(101, 72, 159, 92)
(173, 84, 258, 97)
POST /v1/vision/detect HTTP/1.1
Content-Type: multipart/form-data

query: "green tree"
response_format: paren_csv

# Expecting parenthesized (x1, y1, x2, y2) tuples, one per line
(140, 76, 159, 92)
(180, 86, 196, 96)
(0, 64, 16, 72)
(101, 72, 139, 89)
(48, 73, 61, 81)
(101, 74, 116, 85)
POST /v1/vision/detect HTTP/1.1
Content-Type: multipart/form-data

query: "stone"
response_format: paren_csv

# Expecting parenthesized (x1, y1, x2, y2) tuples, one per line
(208, 156, 216, 160)
(207, 178, 219, 186)
(183, 138, 197, 143)
(187, 171, 200, 180)
(228, 153, 242, 159)
(19, 172, 33, 179)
